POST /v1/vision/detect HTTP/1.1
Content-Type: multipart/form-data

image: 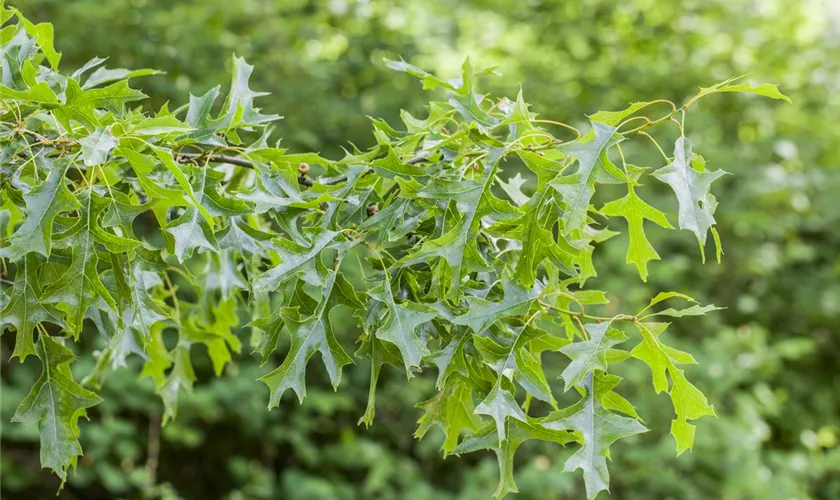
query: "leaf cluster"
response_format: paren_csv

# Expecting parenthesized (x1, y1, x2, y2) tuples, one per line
(0, 4, 788, 497)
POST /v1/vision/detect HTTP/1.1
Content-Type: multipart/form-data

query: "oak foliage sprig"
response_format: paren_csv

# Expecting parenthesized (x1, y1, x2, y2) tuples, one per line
(0, 4, 789, 497)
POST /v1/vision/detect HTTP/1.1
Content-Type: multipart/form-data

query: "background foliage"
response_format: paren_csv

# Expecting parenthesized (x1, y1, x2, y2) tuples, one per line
(2, 1, 840, 499)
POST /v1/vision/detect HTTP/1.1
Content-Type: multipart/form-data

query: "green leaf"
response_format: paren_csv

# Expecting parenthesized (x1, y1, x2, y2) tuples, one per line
(489, 190, 580, 286)
(595, 371, 643, 421)
(53, 78, 146, 128)
(632, 322, 714, 454)
(714, 82, 791, 102)
(251, 228, 338, 292)
(355, 306, 404, 427)
(475, 383, 528, 444)
(653, 136, 727, 245)
(414, 379, 480, 455)
(124, 115, 193, 136)
(690, 77, 791, 104)
(385, 58, 461, 93)
(115, 148, 191, 221)
(638, 292, 722, 319)
(647, 304, 722, 318)
(543, 373, 647, 499)
(0, 254, 64, 361)
(641, 291, 696, 311)
(83, 308, 149, 382)
(152, 147, 214, 227)
(551, 122, 623, 234)
(216, 216, 276, 257)
(369, 276, 438, 373)
(395, 147, 514, 296)
(79, 127, 119, 167)
(589, 102, 651, 126)
(82, 66, 161, 90)
(514, 150, 566, 188)
(257, 270, 358, 405)
(1, 157, 78, 260)
(600, 187, 673, 281)
(184, 85, 224, 144)
(497, 173, 530, 207)
(452, 278, 539, 334)
(558, 322, 629, 391)
(158, 344, 196, 424)
(0, 81, 59, 104)
(163, 167, 220, 262)
(17, 14, 61, 68)
(42, 192, 117, 336)
(12, 333, 102, 483)
(126, 258, 169, 340)
(453, 419, 577, 499)
(219, 55, 282, 129)
(472, 325, 557, 405)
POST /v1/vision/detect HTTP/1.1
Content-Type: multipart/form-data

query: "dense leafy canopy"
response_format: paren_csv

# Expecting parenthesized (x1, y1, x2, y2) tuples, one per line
(0, 3, 789, 498)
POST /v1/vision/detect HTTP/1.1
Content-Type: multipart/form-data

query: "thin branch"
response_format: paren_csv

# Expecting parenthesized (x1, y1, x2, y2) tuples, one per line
(11, 129, 431, 187)
(177, 152, 253, 169)
(178, 151, 429, 186)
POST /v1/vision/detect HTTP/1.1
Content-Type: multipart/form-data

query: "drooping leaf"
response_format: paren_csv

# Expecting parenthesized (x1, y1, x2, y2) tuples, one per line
(12, 333, 103, 483)
(653, 136, 727, 245)
(632, 322, 715, 454)
(543, 373, 647, 499)
(415, 379, 480, 455)
(126, 257, 169, 340)
(453, 419, 577, 499)
(369, 276, 438, 374)
(600, 187, 673, 281)
(42, 191, 117, 336)
(256, 269, 360, 405)
(165, 201, 220, 262)
(472, 324, 557, 406)
(474, 383, 528, 443)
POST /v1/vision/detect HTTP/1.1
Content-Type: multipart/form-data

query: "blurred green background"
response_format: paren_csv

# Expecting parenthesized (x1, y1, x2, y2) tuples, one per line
(3, 0, 840, 498)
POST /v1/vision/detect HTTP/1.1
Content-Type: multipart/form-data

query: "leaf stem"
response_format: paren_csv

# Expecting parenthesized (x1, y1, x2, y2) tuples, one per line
(162, 272, 181, 318)
(638, 131, 669, 161)
(539, 301, 636, 323)
(530, 119, 582, 138)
